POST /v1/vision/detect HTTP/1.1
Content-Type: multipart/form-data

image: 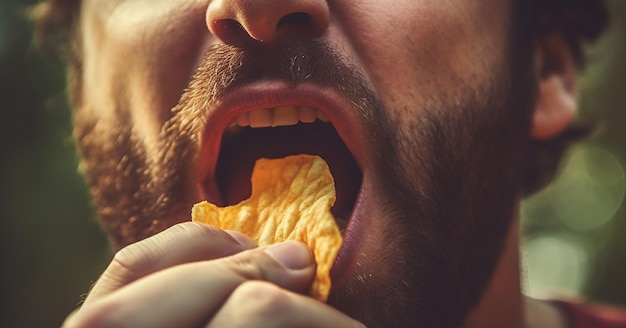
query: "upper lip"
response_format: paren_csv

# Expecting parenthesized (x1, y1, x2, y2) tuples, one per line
(196, 80, 366, 204)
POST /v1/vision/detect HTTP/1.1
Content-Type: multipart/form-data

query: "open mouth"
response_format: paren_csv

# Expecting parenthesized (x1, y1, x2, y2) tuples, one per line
(214, 106, 362, 231)
(197, 82, 368, 285)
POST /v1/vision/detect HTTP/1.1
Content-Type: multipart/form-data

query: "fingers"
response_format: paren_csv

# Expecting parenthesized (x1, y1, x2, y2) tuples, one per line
(65, 241, 317, 328)
(85, 222, 256, 305)
(207, 280, 366, 328)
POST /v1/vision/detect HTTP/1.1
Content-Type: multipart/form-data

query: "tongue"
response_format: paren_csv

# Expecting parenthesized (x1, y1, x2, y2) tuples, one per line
(215, 123, 361, 218)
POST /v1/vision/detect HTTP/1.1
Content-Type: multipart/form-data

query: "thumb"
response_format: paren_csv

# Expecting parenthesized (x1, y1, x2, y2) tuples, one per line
(237, 240, 317, 294)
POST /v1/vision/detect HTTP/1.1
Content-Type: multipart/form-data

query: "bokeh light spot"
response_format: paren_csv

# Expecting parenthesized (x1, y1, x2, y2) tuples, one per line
(523, 233, 589, 299)
(552, 146, 625, 231)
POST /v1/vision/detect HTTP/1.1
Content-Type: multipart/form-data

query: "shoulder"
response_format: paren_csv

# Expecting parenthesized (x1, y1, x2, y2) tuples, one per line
(550, 298, 626, 328)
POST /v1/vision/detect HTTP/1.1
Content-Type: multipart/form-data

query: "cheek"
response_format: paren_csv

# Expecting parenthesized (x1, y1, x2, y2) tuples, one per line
(333, 1, 510, 115)
(80, 1, 209, 149)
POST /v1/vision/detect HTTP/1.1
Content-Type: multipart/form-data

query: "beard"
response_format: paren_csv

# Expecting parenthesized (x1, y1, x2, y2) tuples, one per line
(73, 28, 536, 327)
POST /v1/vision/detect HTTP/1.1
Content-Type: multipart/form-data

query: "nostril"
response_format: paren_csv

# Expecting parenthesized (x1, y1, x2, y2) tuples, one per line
(277, 12, 312, 29)
(207, 0, 330, 44)
(211, 19, 250, 44)
(276, 12, 325, 40)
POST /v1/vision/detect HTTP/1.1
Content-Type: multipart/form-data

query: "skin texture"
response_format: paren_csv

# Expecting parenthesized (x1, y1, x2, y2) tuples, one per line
(64, 0, 580, 327)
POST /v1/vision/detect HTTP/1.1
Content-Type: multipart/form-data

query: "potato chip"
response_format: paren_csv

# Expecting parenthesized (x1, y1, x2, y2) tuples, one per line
(192, 154, 342, 302)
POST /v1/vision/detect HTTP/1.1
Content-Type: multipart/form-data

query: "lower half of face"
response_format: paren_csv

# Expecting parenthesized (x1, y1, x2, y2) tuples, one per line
(74, 31, 534, 328)
(326, 75, 534, 326)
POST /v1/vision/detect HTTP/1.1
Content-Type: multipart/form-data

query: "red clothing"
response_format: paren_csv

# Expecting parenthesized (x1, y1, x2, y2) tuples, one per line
(552, 299, 626, 328)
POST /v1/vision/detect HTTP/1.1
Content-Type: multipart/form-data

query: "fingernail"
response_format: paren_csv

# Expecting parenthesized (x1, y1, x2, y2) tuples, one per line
(265, 241, 313, 270)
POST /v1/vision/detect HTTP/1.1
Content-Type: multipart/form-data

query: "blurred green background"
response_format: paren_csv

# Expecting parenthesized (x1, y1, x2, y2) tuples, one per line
(1, 0, 625, 326)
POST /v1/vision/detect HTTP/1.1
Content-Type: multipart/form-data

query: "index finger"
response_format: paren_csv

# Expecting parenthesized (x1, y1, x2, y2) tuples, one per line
(85, 222, 256, 305)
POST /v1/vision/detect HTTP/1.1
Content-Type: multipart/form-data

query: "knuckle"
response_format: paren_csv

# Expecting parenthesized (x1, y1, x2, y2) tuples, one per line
(226, 254, 262, 278)
(224, 251, 279, 281)
(110, 241, 154, 278)
(169, 221, 220, 240)
(171, 222, 248, 250)
(108, 222, 219, 276)
(63, 303, 122, 328)
(231, 281, 293, 316)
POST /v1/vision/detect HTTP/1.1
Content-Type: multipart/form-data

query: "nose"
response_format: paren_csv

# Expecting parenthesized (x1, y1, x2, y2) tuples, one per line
(206, 0, 330, 44)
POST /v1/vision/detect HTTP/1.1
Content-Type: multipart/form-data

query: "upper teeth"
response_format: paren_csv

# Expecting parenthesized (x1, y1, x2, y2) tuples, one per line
(231, 106, 330, 128)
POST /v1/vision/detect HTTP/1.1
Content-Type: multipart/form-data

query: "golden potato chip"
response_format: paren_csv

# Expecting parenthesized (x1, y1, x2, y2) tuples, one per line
(192, 155, 342, 301)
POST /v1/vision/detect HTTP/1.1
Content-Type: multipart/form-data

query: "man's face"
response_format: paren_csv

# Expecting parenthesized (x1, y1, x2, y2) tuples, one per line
(76, 0, 535, 326)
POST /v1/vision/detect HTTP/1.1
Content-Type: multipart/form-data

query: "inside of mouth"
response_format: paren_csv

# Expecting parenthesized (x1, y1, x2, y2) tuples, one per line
(215, 122, 362, 228)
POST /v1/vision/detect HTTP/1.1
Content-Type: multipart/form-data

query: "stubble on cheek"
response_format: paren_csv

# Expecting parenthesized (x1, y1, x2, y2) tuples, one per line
(329, 38, 533, 324)
(72, 102, 192, 247)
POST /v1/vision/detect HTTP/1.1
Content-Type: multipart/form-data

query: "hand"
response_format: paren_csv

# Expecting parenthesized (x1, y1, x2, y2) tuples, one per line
(63, 222, 364, 327)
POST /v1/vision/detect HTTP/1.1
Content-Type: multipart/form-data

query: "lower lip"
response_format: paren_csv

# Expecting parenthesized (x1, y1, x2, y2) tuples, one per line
(329, 178, 368, 286)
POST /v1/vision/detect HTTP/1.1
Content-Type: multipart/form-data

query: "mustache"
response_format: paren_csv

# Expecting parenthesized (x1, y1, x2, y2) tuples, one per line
(170, 40, 386, 136)
(191, 40, 365, 99)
